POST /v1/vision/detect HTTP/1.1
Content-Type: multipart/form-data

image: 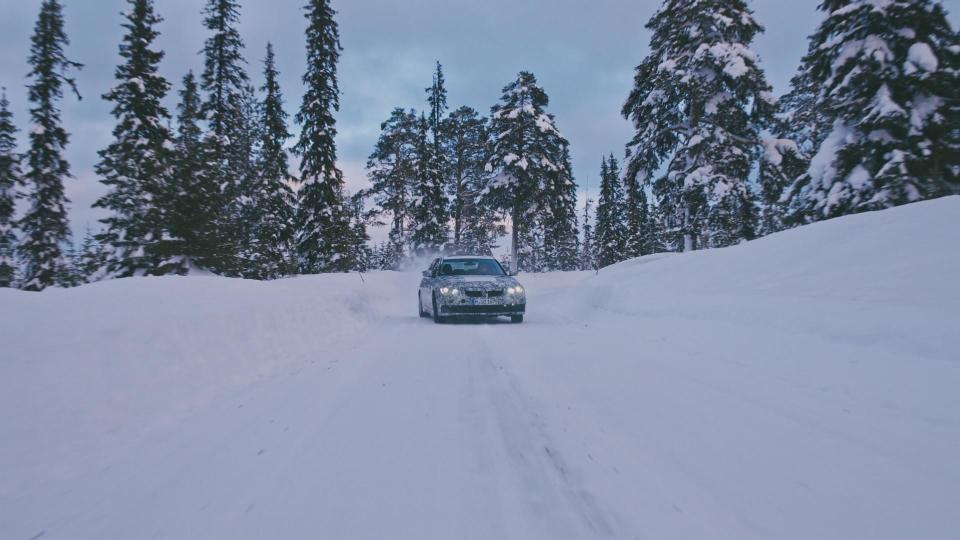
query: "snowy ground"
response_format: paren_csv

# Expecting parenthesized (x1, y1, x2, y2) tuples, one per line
(2, 197, 959, 539)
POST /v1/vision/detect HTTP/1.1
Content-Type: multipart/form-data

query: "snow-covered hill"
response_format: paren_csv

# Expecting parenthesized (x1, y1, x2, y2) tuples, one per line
(2, 197, 958, 539)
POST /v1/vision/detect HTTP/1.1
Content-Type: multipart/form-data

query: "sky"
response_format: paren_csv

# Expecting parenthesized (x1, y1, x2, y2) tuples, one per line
(1, 0, 956, 243)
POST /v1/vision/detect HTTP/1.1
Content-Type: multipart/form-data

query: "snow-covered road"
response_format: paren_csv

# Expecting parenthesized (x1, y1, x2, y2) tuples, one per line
(3, 198, 959, 539)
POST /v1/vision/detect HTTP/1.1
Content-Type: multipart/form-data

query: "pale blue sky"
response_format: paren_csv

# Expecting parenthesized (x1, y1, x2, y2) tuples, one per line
(0, 0, 956, 238)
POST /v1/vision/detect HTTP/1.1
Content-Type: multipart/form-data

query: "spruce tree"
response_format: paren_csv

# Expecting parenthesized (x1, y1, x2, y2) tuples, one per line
(72, 226, 105, 284)
(760, 53, 829, 233)
(623, 161, 652, 258)
(247, 43, 297, 279)
(622, 0, 773, 252)
(409, 113, 449, 255)
(94, 0, 179, 278)
(595, 155, 628, 268)
(407, 63, 452, 256)
(365, 108, 418, 264)
(446, 106, 500, 255)
(487, 71, 573, 272)
(169, 71, 220, 271)
(295, 0, 357, 273)
(542, 144, 579, 271)
(200, 0, 251, 274)
(787, 0, 958, 221)
(579, 187, 597, 272)
(231, 81, 265, 277)
(426, 61, 448, 158)
(20, 0, 82, 291)
(0, 89, 20, 288)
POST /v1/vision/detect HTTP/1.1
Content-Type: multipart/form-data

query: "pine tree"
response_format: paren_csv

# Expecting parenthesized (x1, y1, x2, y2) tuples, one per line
(786, 0, 958, 221)
(446, 106, 500, 255)
(542, 144, 579, 271)
(72, 226, 106, 284)
(348, 193, 371, 272)
(94, 0, 178, 278)
(408, 63, 451, 257)
(246, 43, 297, 279)
(622, 0, 773, 252)
(487, 71, 573, 272)
(0, 89, 20, 288)
(364, 108, 418, 263)
(760, 53, 829, 233)
(623, 162, 652, 258)
(20, 0, 82, 291)
(579, 187, 597, 272)
(426, 61, 448, 158)
(229, 81, 265, 278)
(409, 113, 449, 255)
(295, 0, 357, 273)
(169, 71, 220, 272)
(595, 155, 628, 268)
(200, 0, 251, 274)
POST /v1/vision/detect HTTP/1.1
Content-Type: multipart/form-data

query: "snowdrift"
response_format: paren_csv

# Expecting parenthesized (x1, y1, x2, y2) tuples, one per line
(1, 197, 958, 539)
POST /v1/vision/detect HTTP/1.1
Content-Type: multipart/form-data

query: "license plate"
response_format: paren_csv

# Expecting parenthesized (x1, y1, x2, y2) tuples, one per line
(471, 297, 499, 306)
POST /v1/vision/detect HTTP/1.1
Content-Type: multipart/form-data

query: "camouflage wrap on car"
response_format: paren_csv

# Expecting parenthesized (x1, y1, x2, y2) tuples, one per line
(432, 275, 525, 306)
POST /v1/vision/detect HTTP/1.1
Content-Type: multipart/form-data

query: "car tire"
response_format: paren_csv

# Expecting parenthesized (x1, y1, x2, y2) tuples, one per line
(510, 314, 524, 324)
(432, 294, 444, 324)
(418, 292, 428, 318)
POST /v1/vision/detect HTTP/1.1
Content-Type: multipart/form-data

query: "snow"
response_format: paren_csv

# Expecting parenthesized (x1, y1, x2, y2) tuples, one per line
(2, 198, 960, 538)
(906, 42, 938, 73)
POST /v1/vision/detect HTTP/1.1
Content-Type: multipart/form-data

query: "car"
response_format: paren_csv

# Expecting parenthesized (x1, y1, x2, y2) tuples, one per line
(418, 256, 526, 324)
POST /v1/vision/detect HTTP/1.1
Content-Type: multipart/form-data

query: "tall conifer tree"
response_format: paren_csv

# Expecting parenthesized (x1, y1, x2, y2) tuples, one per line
(579, 188, 597, 272)
(95, 0, 178, 277)
(365, 108, 418, 265)
(248, 43, 297, 279)
(759, 52, 829, 233)
(200, 0, 251, 273)
(487, 71, 574, 272)
(542, 144, 579, 271)
(169, 71, 219, 271)
(786, 0, 958, 220)
(409, 113, 449, 255)
(595, 155, 628, 268)
(622, 0, 773, 252)
(295, 0, 358, 273)
(446, 106, 500, 255)
(0, 90, 20, 288)
(623, 161, 652, 258)
(426, 61, 448, 157)
(20, 0, 82, 290)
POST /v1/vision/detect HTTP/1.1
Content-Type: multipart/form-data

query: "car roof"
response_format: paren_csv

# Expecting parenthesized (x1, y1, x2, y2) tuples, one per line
(441, 255, 497, 261)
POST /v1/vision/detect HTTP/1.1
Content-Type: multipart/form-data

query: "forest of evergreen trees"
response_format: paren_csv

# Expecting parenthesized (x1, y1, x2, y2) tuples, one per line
(0, 0, 955, 290)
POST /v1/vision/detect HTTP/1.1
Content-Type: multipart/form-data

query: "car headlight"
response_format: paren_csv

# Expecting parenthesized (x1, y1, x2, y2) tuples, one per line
(507, 286, 525, 296)
(440, 287, 460, 296)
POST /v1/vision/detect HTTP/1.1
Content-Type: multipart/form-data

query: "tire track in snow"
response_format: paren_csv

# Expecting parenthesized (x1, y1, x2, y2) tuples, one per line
(468, 329, 619, 539)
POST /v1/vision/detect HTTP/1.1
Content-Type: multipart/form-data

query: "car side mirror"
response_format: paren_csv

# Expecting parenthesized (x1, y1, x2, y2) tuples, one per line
(422, 270, 431, 278)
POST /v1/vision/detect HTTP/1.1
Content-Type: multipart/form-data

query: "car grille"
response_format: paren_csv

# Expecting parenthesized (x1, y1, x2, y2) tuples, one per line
(464, 289, 504, 298)
(444, 304, 525, 315)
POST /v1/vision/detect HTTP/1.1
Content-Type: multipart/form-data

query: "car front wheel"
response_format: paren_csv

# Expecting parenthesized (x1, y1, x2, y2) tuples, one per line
(511, 314, 524, 323)
(432, 293, 443, 324)
(418, 292, 428, 318)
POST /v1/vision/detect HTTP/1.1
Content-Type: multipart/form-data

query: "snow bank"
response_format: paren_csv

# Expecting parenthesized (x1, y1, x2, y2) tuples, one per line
(1, 197, 958, 539)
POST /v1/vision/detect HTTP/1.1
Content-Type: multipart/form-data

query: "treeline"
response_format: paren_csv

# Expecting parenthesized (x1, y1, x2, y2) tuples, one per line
(0, 0, 365, 291)
(1, 0, 956, 290)
(363, 67, 578, 273)
(591, 0, 958, 270)
(356, 0, 958, 274)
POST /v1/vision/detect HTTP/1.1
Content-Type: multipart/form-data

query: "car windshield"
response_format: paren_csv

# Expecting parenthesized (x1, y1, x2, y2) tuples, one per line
(437, 258, 506, 277)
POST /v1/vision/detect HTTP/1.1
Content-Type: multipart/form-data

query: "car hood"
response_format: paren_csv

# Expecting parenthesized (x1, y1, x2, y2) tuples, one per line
(434, 275, 520, 289)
